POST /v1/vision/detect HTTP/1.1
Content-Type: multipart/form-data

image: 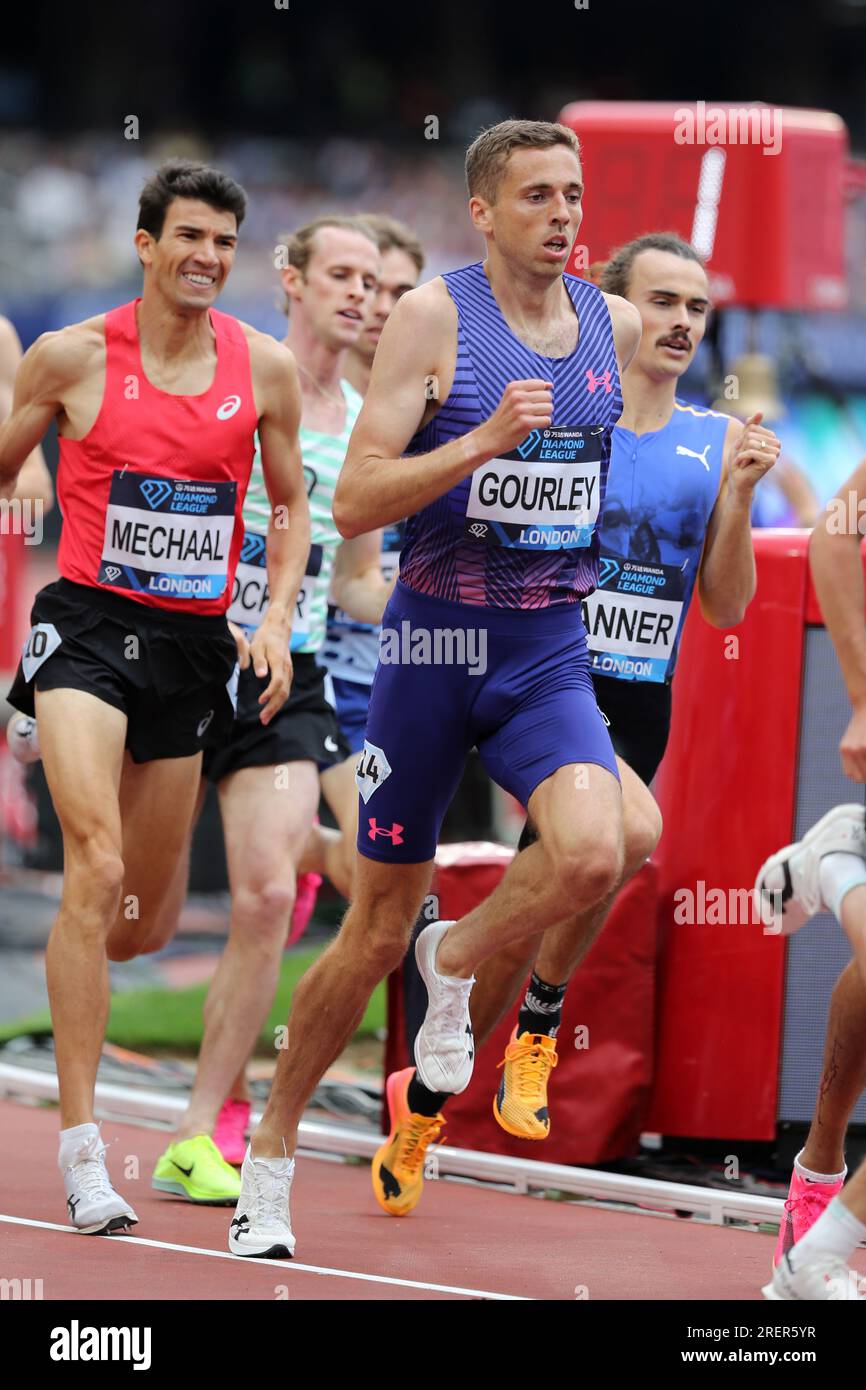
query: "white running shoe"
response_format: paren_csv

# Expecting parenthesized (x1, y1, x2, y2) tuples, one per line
(228, 1146, 295, 1259)
(61, 1128, 138, 1235)
(763, 1249, 864, 1300)
(6, 711, 41, 765)
(754, 804, 866, 936)
(413, 921, 475, 1095)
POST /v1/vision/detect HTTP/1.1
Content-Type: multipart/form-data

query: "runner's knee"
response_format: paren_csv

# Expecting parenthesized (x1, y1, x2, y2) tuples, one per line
(554, 835, 622, 908)
(233, 878, 297, 938)
(623, 797, 663, 875)
(64, 833, 125, 915)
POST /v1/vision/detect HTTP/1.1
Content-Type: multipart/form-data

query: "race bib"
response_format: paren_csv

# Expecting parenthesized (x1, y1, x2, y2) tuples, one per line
(292, 544, 323, 652)
(227, 532, 322, 653)
(98, 471, 236, 602)
(583, 554, 685, 683)
(21, 622, 61, 681)
(465, 426, 603, 551)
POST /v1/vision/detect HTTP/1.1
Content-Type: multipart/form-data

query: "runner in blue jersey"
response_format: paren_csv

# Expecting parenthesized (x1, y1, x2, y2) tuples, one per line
(303, 215, 425, 898)
(227, 119, 670, 1259)
(373, 232, 782, 1216)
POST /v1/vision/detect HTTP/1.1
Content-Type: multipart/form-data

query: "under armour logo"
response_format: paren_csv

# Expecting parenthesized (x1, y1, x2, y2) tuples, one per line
(231, 1213, 250, 1234)
(139, 478, 173, 509)
(216, 394, 242, 420)
(676, 443, 711, 471)
(67, 1195, 79, 1218)
(368, 819, 404, 844)
(586, 368, 612, 394)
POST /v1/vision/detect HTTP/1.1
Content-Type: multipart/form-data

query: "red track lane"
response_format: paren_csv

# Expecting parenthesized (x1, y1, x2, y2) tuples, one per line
(3, 1098, 857, 1301)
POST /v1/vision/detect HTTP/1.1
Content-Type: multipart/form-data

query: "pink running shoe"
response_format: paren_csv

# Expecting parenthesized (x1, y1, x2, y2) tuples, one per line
(287, 873, 322, 947)
(213, 1099, 251, 1167)
(774, 1166, 845, 1267)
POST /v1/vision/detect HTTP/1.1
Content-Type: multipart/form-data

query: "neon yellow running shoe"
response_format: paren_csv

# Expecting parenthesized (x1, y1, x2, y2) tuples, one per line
(152, 1134, 241, 1205)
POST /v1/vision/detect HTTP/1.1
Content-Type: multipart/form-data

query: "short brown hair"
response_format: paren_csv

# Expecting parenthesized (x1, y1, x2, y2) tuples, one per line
(599, 232, 704, 299)
(356, 213, 425, 275)
(277, 214, 379, 314)
(465, 120, 582, 204)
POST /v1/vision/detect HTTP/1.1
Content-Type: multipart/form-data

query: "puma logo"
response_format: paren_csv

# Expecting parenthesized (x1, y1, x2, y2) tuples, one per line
(676, 443, 711, 471)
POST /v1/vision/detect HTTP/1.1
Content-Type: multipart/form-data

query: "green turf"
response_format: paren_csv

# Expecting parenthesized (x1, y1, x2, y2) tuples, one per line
(0, 946, 385, 1052)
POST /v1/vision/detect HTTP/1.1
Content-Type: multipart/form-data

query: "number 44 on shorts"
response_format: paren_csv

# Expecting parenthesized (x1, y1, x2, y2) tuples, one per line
(355, 740, 392, 804)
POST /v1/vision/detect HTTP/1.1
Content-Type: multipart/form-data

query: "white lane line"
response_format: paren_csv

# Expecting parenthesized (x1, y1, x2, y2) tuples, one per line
(0, 1213, 530, 1300)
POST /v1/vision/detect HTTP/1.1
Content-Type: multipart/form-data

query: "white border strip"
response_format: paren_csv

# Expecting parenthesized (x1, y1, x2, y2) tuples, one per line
(0, 1214, 528, 1300)
(0, 1062, 785, 1225)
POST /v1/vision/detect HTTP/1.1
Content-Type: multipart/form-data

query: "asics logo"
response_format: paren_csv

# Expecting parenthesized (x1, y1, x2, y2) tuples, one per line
(103, 565, 122, 583)
(139, 479, 173, 510)
(216, 395, 242, 420)
(516, 429, 542, 459)
(586, 368, 613, 394)
(324, 735, 339, 753)
(197, 710, 215, 738)
(676, 443, 711, 471)
(367, 819, 404, 844)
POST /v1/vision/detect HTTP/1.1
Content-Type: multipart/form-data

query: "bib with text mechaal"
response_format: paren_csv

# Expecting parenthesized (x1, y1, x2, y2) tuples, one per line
(98, 470, 236, 603)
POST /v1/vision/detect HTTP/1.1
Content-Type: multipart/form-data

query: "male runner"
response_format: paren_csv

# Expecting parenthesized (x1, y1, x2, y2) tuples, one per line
(757, 459, 866, 1300)
(226, 117, 652, 1259)
(148, 215, 393, 1201)
(308, 214, 426, 896)
(373, 231, 782, 1216)
(0, 159, 308, 1234)
(0, 316, 53, 507)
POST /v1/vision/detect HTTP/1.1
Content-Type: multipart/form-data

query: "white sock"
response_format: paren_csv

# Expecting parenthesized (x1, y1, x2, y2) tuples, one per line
(793, 1147, 846, 1185)
(791, 1194, 866, 1265)
(818, 852, 866, 922)
(58, 1122, 99, 1167)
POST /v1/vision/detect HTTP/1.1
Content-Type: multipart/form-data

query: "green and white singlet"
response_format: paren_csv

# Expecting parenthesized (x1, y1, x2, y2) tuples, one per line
(226, 380, 363, 654)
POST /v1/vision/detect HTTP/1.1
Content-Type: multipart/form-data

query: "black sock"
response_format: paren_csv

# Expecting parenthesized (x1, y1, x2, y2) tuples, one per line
(517, 971, 567, 1038)
(517, 819, 538, 852)
(407, 1071, 450, 1117)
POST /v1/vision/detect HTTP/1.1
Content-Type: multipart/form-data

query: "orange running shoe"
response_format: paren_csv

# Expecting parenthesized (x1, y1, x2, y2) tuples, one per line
(493, 1030, 558, 1139)
(371, 1068, 444, 1217)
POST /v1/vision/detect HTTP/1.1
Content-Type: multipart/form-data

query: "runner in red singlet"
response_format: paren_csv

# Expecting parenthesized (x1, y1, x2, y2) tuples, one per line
(0, 160, 310, 1237)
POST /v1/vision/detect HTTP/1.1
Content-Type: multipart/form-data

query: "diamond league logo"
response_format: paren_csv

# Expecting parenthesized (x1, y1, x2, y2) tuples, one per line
(598, 556, 620, 587)
(516, 428, 542, 460)
(139, 479, 173, 510)
(240, 533, 267, 564)
(103, 565, 122, 582)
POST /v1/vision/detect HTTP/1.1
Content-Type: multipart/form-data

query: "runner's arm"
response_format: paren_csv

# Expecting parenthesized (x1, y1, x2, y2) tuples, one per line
(334, 281, 554, 537)
(0, 329, 76, 501)
(330, 528, 393, 625)
(252, 339, 311, 720)
(697, 414, 779, 627)
(603, 293, 642, 386)
(0, 319, 53, 508)
(811, 456, 866, 708)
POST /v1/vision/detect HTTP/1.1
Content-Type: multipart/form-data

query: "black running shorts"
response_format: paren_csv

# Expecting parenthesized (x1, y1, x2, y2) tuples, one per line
(7, 578, 238, 764)
(591, 672, 673, 788)
(202, 653, 350, 784)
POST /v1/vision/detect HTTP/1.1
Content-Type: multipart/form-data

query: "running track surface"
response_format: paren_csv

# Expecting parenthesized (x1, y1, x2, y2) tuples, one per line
(4, 1099, 861, 1301)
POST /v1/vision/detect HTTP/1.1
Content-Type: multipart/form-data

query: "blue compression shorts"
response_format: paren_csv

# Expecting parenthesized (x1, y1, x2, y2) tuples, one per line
(356, 580, 619, 864)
